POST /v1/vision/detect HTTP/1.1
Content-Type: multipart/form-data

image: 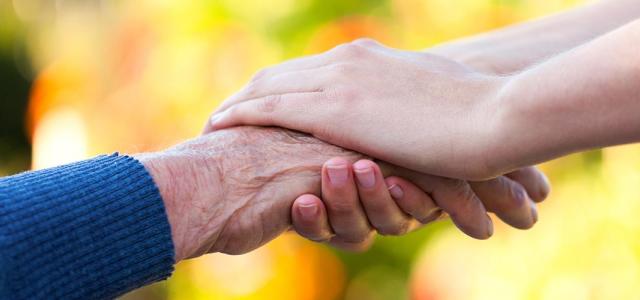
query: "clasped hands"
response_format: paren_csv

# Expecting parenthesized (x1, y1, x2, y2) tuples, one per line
(139, 39, 550, 262)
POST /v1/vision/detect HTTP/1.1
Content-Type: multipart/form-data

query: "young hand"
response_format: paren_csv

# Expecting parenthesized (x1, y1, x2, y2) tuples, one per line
(205, 39, 510, 180)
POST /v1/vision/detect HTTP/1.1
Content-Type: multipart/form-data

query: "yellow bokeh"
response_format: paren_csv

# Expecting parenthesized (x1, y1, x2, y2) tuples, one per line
(411, 146, 640, 299)
(11, 0, 640, 299)
(166, 235, 345, 300)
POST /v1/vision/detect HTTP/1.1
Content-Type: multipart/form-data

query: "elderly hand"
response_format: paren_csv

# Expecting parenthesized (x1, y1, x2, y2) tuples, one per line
(138, 127, 548, 261)
(137, 127, 360, 260)
(289, 158, 549, 252)
(206, 39, 512, 180)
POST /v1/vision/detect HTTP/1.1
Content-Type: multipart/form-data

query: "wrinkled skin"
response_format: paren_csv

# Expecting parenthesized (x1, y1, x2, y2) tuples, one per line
(139, 126, 363, 259)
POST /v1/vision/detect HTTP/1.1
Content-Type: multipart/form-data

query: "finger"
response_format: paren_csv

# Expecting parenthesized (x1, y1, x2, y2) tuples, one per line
(212, 68, 330, 120)
(212, 55, 329, 115)
(506, 167, 551, 203)
(470, 176, 537, 230)
(291, 194, 334, 242)
(322, 157, 373, 243)
(253, 38, 388, 79)
(384, 176, 442, 225)
(378, 163, 493, 240)
(250, 54, 326, 79)
(212, 39, 385, 115)
(429, 179, 492, 239)
(207, 91, 325, 133)
(327, 232, 376, 253)
(290, 193, 375, 253)
(351, 160, 412, 236)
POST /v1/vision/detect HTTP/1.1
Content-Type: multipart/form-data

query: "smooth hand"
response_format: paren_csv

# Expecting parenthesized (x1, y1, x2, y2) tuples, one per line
(206, 39, 510, 180)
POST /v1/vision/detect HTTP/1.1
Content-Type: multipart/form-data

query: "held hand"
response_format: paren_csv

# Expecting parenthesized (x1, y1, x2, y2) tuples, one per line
(138, 127, 362, 260)
(290, 158, 549, 252)
(206, 39, 511, 180)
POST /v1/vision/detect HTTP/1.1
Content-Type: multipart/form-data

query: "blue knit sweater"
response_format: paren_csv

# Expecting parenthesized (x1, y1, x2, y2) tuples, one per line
(0, 154, 175, 299)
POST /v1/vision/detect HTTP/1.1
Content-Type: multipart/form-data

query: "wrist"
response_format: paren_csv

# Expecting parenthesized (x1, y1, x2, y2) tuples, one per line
(486, 72, 556, 175)
(135, 151, 224, 263)
(451, 73, 514, 180)
(135, 152, 190, 263)
(477, 74, 524, 178)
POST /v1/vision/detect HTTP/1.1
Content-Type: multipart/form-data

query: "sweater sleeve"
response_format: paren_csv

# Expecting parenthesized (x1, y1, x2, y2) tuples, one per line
(0, 153, 175, 300)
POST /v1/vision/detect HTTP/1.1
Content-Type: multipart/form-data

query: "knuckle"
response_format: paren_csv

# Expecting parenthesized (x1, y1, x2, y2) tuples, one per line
(490, 177, 528, 211)
(352, 37, 377, 47)
(333, 42, 368, 59)
(509, 183, 528, 208)
(328, 198, 358, 215)
(258, 94, 281, 113)
(445, 179, 477, 212)
(483, 178, 526, 212)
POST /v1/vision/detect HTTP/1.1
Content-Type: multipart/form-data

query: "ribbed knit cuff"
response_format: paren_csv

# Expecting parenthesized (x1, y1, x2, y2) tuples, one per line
(0, 154, 175, 300)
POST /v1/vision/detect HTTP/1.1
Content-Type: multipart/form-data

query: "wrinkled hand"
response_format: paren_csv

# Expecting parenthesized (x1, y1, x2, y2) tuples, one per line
(206, 38, 511, 180)
(138, 127, 361, 260)
(289, 158, 549, 252)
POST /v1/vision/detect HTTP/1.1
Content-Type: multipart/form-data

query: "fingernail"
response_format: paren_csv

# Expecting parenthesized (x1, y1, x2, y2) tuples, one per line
(353, 163, 375, 188)
(388, 184, 404, 199)
(298, 202, 318, 221)
(486, 215, 494, 237)
(326, 162, 349, 186)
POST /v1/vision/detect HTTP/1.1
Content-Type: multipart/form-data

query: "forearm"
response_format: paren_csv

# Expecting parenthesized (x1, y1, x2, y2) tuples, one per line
(493, 19, 640, 172)
(430, 0, 640, 74)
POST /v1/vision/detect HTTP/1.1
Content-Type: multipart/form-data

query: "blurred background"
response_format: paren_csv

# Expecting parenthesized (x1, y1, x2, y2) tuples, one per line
(2, 0, 640, 299)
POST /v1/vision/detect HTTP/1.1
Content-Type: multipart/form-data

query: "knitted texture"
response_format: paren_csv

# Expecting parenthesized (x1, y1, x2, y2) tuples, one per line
(0, 154, 175, 299)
